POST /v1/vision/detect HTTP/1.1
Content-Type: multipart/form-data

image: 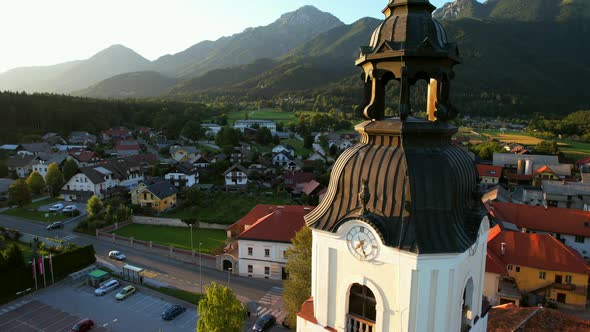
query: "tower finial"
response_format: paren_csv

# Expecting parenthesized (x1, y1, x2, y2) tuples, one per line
(358, 179, 371, 215)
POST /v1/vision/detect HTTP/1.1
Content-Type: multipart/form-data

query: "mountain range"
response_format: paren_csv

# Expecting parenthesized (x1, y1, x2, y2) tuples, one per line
(1, 1, 589, 116)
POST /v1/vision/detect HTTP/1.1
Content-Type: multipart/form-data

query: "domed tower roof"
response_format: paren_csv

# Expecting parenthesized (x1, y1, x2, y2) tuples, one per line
(305, 1, 483, 254)
(356, 0, 461, 122)
(305, 118, 483, 254)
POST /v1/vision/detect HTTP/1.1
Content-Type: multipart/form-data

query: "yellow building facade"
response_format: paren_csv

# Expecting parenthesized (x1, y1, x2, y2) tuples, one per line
(130, 181, 178, 213)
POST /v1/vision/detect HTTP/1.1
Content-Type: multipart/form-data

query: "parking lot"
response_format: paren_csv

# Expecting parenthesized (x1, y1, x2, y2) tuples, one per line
(0, 279, 199, 332)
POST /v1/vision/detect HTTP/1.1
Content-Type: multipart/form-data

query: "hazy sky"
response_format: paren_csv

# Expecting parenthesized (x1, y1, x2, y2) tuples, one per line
(0, 0, 452, 73)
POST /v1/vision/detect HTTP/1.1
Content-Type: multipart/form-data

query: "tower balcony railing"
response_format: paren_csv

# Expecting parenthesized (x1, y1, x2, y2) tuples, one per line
(553, 283, 575, 291)
(346, 314, 375, 332)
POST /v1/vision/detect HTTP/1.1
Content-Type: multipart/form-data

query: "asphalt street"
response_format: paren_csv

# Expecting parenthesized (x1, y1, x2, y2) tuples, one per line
(0, 212, 283, 306)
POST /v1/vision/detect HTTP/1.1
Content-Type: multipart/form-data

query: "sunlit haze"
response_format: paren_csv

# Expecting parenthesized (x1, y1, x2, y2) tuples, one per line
(0, 0, 452, 73)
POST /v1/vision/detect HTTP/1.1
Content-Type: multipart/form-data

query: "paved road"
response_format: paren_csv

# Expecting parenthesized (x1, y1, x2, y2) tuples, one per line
(0, 213, 283, 305)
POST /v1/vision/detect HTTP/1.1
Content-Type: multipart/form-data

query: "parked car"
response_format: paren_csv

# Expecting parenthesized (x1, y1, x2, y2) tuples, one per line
(49, 203, 64, 212)
(71, 318, 94, 332)
(46, 221, 64, 230)
(115, 285, 136, 300)
(161, 304, 186, 320)
(252, 314, 276, 332)
(108, 250, 126, 260)
(94, 279, 120, 296)
(63, 205, 78, 212)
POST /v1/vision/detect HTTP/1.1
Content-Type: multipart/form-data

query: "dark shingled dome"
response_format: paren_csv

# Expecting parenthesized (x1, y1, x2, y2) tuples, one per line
(305, 117, 483, 254)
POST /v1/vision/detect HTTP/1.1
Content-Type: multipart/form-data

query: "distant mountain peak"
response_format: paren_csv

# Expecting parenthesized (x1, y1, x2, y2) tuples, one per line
(276, 5, 343, 27)
(433, 0, 483, 20)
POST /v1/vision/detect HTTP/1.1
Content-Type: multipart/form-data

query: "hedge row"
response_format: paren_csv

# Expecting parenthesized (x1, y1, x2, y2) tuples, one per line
(0, 244, 96, 304)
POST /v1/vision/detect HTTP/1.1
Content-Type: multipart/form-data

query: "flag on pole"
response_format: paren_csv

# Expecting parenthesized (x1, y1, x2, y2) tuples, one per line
(38, 257, 44, 275)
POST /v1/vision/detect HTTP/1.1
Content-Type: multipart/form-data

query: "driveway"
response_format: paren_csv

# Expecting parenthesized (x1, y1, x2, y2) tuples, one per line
(38, 201, 86, 215)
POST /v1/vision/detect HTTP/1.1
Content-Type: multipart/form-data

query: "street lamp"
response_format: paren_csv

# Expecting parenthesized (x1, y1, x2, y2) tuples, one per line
(199, 242, 203, 295)
(227, 267, 232, 287)
(189, 224, 194, 252)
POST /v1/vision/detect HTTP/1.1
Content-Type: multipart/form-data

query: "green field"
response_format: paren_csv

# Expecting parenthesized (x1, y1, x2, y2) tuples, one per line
(163, 192, 294, 225)
(112, 224, 226, 254)
(145, 285, 203, 303)
(282, 138, 312, 157)
(225, 108, 297, 124)
(478, 130, 590, 160)
(1, 198, 66, 222)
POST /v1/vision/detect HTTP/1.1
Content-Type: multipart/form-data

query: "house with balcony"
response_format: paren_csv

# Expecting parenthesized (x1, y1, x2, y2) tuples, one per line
(60, 159, 143, 201)
(220, 205, 313, 280)
(32, 152, 69, 178)
(488, 201, 590, 259)
(69, 149, 101, 167)
(170, 145, 199, 163)
(131, 180, 177, 213)
(164, 162, 199, 190)
(223, 164, 249, 192)
(101, 127, 133, 142)
(485, 225, 590, 308)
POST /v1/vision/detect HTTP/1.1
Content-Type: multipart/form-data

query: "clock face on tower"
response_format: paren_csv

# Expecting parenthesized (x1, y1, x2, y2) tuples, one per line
(346, 224, 379, 261)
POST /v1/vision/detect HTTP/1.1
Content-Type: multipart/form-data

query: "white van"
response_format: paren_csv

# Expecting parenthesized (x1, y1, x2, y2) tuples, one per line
(94, 279, 120, 296)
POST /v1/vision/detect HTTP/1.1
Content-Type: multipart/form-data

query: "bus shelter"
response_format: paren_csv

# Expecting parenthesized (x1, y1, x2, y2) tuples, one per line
(122, 264, 144, 284)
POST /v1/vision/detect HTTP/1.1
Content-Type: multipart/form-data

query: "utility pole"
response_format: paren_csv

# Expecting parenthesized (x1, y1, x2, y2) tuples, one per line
(189, 224, 194, 252)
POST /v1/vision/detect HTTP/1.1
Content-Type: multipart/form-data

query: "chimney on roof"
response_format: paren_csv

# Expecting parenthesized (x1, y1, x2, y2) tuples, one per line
(521, 227, 527, 233)
(501, 243, 506, 256)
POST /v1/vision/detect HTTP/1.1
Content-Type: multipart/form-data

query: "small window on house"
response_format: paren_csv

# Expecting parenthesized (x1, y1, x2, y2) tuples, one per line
(283, 250, 287, 259)
(539, 271, 546, 280)
(248, 265, 253, 273)
(515, 266, 521, 273)
(264, 266, 270, 275)
(507, 264, 513, 271)
(575, 236, 585, 243)
(264, 249, 270, 257)
(143, 193, 147, 200)
(248, 247, 253, 256)
(565, 275, 572, 283)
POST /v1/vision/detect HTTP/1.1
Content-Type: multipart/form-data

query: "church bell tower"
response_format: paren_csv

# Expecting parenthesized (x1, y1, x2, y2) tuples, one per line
(297, 1, 489, 331)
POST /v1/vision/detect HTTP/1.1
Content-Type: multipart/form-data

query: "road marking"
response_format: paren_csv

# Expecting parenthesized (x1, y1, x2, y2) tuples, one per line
(60, 234, 78, 241)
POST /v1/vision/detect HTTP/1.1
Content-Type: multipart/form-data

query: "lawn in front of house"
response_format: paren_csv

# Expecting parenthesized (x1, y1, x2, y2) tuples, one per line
(112, 224, 226, 254)
(1, 198, 66, 222)
(162, 192, 294, 224)
(282, 138, 312, 157)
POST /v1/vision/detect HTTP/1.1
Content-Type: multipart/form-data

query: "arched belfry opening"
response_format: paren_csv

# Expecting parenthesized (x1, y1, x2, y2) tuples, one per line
(461, 278, 475, 331)
(347, 283, 377, 331)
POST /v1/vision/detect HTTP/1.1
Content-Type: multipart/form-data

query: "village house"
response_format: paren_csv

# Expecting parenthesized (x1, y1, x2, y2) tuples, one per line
(170, 145, 198, 163)
(32, 152, 69, 178)
(487, 201, 590, 259)
(476, 164, 503, 190)
(188, 154, 210, 168)
(542, 180, 590, 210)
(69, 149, 101, 167)
(486, 303, 590, 331)
(272, 144, 295, 158)
(272, 151, 293, 167)
(130, 180, 177, 213)
(6, 154, 38, 178)
(164, 162, 199, 190)
(485, 225, 590, 308)
(576, 156, 590, 172)
(220, 205, 313, 280)
(67, 131, 97, 145)
(115, 140, 141, 157)
(17, 143, 53, 156)
(201, 123, 222, 138)
(60, 159, 143, 201)
(234, 120, 277, 134)
(223, 164, 249, 192)
(101, 127, 133, 142)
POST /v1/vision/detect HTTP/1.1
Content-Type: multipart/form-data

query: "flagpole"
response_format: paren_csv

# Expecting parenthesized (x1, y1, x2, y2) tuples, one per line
(32, 259, 38, 291)
(41, 256, 46, 288)
(49, 254, 54, 284)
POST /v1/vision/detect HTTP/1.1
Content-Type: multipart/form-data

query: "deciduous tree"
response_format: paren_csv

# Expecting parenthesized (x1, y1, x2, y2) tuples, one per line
(45, 163, 63, 197)
(283, 226, 312, 329)
(197, 282, 246, 332)
(8, 179, 31, 207)
(25, 171, 45, 195)
(62, 158, 79, 181)
(86, 195, 103, 219)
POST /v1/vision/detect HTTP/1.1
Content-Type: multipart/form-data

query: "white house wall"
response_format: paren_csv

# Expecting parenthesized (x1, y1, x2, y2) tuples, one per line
(237, 240, 291, 280)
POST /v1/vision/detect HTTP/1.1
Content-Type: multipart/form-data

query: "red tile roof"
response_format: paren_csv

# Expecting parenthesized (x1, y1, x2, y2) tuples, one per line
(488, 201, 590, 237)
(486, 250, 508, 275)
(283, 172, 316, 189)
(506, 173, 533, 181)
(302, 180, 321, 196)
(576, 156, 590, 165)
(296, 297, 337, 332)
(487, 225, 590, 275)
(235, 205, 314, 243)
(476, 164, 503, 178)
(69, 150, 98, 162)
(487, 303, 590, 332)
(535, 165, 555, 174)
